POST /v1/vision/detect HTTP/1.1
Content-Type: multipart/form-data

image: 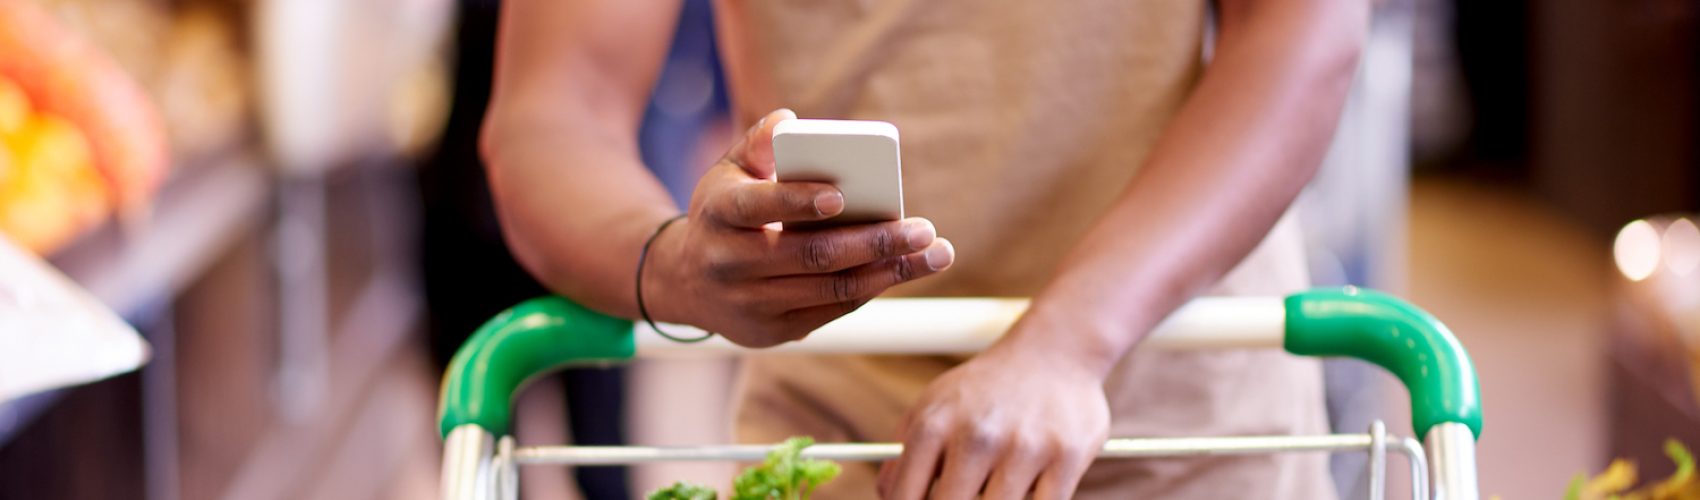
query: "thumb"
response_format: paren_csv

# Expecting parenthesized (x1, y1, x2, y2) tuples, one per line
(729, 108, 796, 179)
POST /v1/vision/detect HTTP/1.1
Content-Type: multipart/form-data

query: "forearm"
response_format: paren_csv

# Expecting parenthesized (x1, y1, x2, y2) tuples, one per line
(479, 0, 681, 319)
(1001, 0, 1367, 377)
(482, 112, 677, 319)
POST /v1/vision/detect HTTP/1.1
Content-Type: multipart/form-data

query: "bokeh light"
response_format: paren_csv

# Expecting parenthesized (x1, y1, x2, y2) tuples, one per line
(1614, 219, 1662, 281)
(1662, 218, 1700, 276)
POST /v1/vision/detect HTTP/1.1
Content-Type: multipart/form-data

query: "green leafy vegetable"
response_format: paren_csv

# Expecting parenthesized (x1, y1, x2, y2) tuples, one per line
(645, 437, 842, 500)
(732, 437, 842, 500)
(648, 481, 718, 500)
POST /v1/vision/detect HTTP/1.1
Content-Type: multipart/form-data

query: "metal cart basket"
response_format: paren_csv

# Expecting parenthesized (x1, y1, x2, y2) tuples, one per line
(438, 287, 1482, 500)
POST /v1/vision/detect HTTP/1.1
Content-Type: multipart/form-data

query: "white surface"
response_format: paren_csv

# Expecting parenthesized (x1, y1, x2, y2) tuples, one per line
(772, 119, 904, 226)
(634, 296, 1286, 355)
(0, 235, 149, 403)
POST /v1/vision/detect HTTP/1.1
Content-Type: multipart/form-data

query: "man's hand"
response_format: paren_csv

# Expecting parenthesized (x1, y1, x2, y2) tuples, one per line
(878, 344, 1110, 500)
(643, 109, 955, 347)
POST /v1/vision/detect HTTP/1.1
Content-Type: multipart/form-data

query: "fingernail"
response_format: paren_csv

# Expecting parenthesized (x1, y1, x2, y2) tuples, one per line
(815, 191, 844, 216)
(904, 220, 935, 250)
(924, 239, 954, 271)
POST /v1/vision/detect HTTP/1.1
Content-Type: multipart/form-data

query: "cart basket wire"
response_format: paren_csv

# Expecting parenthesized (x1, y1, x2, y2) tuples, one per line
(436, 287, 1482, 500)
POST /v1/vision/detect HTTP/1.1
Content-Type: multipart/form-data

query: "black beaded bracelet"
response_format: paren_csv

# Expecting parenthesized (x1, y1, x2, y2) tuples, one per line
(637, 215, 714, 343)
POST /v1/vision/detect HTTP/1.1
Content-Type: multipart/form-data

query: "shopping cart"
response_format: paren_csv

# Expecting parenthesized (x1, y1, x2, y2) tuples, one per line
(437, 287, 1482, 500)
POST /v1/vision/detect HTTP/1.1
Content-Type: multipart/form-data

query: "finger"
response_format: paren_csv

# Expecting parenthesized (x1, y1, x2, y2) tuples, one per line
(929, 427, 1005, 500)
(770, 238, 953, 307)
(879, 406, 926, 496)
(765, 218, 940, 275)
(777, 297, 873, 337)
(981, 439, 1049, 500)
(727, 108, 796, 178)
(707, 179, 843, 228)
(1031, 449, 1094, 500)
(882, 417, 948, 500)
(877, 452, 898, 496)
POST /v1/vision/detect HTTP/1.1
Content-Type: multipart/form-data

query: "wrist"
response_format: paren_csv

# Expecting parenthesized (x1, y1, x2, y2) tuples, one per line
(988, 302, 1131, 382)
(635, 213, 696, 325)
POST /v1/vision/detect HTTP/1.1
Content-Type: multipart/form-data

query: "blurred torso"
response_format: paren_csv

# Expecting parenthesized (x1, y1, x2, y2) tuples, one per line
(710, 1, 1331, 497)
(716, 0, 1212, 295)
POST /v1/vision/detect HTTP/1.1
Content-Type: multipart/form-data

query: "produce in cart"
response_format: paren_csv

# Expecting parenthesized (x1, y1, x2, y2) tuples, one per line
(648, 437, 841, 500)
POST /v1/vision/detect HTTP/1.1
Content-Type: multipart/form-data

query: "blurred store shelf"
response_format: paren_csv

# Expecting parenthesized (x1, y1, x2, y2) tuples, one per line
(175, 164, 432, 500)
(51, 155, 269, 318)
(214, 236, 426, 500)
(0, 155, 268, 447)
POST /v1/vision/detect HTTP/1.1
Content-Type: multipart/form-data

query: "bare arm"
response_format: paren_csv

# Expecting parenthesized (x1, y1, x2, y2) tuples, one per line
(883, 0, 1367, 497)
(1012, 0, 1367, 379)
(483, 0, 953, 346)
(481, 0, 683, 317)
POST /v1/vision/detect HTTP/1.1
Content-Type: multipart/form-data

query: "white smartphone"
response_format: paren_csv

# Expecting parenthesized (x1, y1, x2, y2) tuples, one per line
(772, 119, 904, 228)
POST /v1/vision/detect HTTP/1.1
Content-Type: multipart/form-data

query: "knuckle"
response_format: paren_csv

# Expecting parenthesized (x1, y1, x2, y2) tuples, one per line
(834, 297, 869, 315)
(1006, 435, 1043, 457)
(870, 226, 898, 255)
(701, 245, 742, 281)
(1056, 437, 1096, 459)
(826, 274, 860, 303)
(890, 254, 918, 282)
(698, 195, 725, 222)
(726, 288, 763, 312)
(965, 422, 1004, 452)
(705, 263, 737, 282)
(800, 235, 838, 272)
(731, 190, 759, 220)
(786, 187, 816, 214)
(917, 414, 953, 439)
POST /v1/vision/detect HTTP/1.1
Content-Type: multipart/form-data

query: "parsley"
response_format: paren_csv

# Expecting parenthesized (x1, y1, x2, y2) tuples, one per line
(646, 437, 842, 500)
(647, 482, 717, 500)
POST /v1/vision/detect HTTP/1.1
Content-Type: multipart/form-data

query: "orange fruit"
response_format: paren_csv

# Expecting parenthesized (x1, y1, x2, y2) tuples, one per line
(0, 0, 169, 214)
(0, 168, 77, 251)
(8, 112, 93, 177)
(0, 76, 25, 134)
(0, 106, 106, 252)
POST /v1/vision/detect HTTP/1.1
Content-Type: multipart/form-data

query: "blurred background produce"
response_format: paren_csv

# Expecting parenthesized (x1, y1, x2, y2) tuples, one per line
(1566, 440, 1699, 500)
(0, 75, 109, 252)
(0, 0, 170, 253)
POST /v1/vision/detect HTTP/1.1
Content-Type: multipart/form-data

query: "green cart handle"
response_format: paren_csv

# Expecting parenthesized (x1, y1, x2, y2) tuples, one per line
(438, 287, 1482, 441)
(437, 297, 635, 438)
(1283, 288, 1482, 439)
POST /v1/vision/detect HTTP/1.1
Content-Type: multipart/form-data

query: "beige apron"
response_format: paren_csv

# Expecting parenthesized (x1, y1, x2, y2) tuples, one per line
(714, 0, 1334, 497)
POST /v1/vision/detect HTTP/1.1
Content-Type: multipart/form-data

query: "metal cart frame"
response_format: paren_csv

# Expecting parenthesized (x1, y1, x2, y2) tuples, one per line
(437, 287, 1482, 499)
